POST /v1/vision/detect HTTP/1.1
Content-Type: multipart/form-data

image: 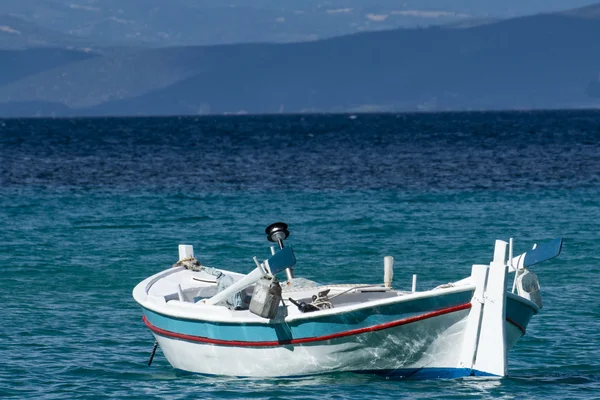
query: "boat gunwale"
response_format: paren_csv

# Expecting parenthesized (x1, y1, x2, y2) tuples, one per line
(134, 268, 477, 324)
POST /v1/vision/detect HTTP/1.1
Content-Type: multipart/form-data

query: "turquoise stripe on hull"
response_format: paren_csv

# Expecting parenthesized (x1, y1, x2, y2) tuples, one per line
(143, 289, 474, 342)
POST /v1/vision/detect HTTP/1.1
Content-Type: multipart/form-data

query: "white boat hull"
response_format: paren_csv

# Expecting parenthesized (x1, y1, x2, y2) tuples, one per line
(144, 296, 531, 378)
(153, 307, 471, 377)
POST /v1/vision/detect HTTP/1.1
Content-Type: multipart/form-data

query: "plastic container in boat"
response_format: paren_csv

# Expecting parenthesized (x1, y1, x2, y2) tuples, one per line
(249, 277, 282, 319)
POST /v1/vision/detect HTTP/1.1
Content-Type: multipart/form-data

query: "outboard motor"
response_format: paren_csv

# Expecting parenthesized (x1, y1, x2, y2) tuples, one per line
(265, 222, 294, 280)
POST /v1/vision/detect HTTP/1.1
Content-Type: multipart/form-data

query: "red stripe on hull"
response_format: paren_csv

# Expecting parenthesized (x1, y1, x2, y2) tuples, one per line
(143, 302, 472, 347)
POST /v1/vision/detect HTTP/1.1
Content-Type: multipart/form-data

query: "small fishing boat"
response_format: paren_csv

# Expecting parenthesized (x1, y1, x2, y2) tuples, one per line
(132, 223, 562, 378)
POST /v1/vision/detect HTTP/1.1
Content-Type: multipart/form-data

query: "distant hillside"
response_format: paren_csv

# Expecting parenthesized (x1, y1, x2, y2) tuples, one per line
(2, 10, 600, 116)
(0, 48, 96, 86)
(0, 46, 215, 108)
(0, 101, 72, 118)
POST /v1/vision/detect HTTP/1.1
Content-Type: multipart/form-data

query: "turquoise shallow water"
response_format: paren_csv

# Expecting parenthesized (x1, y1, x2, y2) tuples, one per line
(1, 112, 600, 398)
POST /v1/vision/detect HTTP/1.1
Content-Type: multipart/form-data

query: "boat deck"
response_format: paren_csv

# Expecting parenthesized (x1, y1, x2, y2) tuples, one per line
(140, 266, 469, 322)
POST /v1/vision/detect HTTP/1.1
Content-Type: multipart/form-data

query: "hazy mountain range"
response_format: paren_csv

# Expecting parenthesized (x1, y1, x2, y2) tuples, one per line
(2, 0, 598, 49)
(1, 2, 600, 117)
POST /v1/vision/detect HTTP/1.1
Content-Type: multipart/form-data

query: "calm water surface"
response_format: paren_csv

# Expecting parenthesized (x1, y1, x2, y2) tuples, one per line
(1, 111, 599, 399)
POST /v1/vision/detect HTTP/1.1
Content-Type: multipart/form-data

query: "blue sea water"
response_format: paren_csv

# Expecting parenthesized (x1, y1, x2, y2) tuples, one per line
(1, 111, 599, 399)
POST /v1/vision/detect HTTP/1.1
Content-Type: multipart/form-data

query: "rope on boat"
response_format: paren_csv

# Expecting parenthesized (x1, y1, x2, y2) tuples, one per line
(327, 285, 381, 300)
(310, 296, 333, 310)
(172, 257, 204, 271)
(308, 285, 381, 311)
(433, 283, 455, 290)
(285, 283, 388, 311)
(282, 283, 379, 293)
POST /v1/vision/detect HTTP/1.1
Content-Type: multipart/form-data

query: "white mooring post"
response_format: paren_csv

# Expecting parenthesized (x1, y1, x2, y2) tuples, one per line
(178, 244, 194, 261)
(384, 256, 394, 288)
(473, 239, 509, 377)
